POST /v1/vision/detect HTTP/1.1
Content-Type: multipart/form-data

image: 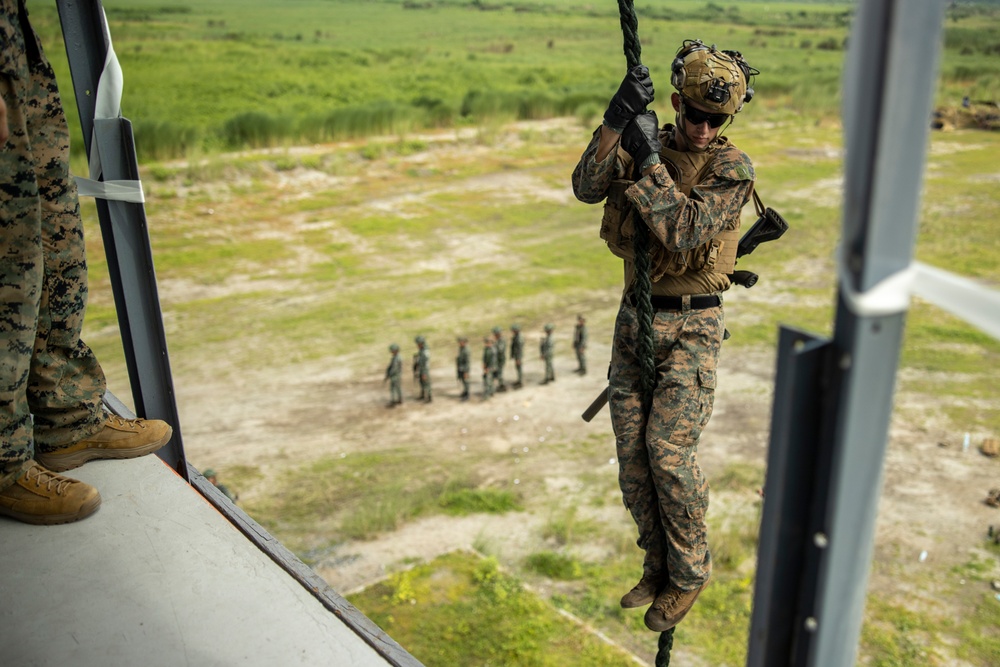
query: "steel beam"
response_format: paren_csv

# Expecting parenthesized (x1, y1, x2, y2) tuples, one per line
(56, 0, 187, 477)
(747, 1, 945, 665)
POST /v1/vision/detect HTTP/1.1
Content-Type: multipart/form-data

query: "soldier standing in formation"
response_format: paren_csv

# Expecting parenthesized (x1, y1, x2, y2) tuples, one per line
(492, 326, 507, 392)
(573, 314, 588, 375)
(540, 323, 555, 384)
(509, 324, 524, 389)
(455, 337, 470, 401)
(481, 336, 496, 399)
(572, 39, 758, 631)
(384, 343, 403, 407)
(414, 335, 432, 403)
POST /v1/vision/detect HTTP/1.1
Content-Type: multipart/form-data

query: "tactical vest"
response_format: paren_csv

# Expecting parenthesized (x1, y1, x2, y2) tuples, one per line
(600, 129, 744, 290)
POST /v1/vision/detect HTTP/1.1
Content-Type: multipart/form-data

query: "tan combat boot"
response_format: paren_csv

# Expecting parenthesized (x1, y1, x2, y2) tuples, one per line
(643, 579, 710, 632)
(35, 413, 172, 472)
(620, 573, 666, 609)
(0, 462, 101, 525)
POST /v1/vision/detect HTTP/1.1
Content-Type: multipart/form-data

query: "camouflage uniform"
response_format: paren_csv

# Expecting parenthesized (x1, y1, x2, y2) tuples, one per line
(572, 123, 753, 591)
(540, 325, 555, 384)
(573, 316, 588, 374)
(481, 338, 496, 398)
(491, 326, 507, 391)
(0, 0, 107, 488)
(455, 338, 470, 400)
(509, 324, 524, 388)
(414, 336, 431, 402)
(385, 345, 403, 405)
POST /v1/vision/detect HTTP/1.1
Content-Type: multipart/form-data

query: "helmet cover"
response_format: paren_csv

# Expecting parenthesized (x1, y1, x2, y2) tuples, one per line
(670, 39, 756, 115)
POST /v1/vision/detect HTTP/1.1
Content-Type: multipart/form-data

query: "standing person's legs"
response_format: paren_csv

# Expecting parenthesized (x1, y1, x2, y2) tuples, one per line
(0, 64, 44, 484)
(21, 51, 107, 454)
(0, 43, 101, 524)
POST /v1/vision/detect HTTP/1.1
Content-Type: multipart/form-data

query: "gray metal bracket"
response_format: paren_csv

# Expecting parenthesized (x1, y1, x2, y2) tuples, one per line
(56, 0, 186, 477)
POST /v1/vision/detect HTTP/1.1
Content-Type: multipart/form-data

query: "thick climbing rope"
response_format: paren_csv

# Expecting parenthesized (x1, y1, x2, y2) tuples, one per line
(615, 1, 675, 664)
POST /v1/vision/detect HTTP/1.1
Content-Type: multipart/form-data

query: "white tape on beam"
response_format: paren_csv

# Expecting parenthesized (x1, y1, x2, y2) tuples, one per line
(73, 8, 144, 204)
(911, 261, 1000, 341)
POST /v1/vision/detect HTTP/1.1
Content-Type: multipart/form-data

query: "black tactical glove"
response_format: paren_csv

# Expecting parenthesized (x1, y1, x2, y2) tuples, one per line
(621, 111, 662, 172)
(603, 65, 655, 134)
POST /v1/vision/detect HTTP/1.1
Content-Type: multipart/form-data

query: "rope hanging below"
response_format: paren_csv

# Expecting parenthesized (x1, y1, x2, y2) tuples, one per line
(615, 0, 675, 663)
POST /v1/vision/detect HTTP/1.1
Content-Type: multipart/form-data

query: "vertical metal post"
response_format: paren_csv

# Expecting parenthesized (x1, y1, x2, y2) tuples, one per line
(56, 0, 187, 477)
(747, 1, 945, 665)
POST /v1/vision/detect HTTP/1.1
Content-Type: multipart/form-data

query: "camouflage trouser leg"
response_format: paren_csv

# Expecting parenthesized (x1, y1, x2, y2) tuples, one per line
(390, 378, 402, 403)
(0, 48, 106, 482)
(515, 360, 522, 384)
(421, 376, 432, 400)
(609, 300, 722, 590)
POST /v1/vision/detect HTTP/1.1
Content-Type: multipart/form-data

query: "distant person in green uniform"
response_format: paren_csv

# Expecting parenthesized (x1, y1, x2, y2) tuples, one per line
(384, 343, 403, 406)
(510, 324, 524, 388)
(573, 314, 588, 375)
(456, 337, 470, 401)
(540, 323, 555, 384)
(414, 335, 432, 403)
(482, 336, 496, 399)
(203, 468, 237, 503)
(492, 326, 507, 392)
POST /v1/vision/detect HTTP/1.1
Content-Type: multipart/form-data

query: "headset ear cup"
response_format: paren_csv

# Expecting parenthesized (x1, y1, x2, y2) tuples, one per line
(671, 57, 686, 89)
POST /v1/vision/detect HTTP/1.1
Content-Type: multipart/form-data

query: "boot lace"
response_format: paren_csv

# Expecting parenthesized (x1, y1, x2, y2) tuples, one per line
(26, 464, 73, 496)
(106, 413, 145, 429)
(653, 587, 684, 613)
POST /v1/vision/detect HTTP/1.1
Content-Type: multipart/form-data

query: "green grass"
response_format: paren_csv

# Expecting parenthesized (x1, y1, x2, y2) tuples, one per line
(27, 0, 1000, 161)
(349, 551, 640, 667)
(243, 450, 522, 551)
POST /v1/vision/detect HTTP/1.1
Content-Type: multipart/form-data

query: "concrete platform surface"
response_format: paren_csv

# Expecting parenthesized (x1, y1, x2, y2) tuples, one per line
(0, 455, 392, 667)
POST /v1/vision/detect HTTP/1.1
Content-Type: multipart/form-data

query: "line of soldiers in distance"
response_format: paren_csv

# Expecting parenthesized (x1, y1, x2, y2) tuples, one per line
(383, 315, 588, 406)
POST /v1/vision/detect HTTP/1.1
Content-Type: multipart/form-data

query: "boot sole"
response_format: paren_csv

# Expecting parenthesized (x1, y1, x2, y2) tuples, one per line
(620, 592, 657, 609)
(36, 429, 172, 473)
(0, 494, 102, 525)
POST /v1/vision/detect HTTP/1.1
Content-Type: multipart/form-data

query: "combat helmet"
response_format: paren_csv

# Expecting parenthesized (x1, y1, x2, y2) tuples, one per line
(389, 343, 400, 352)
(414, 335, 426, 345)
(670, 39, 757, 116)
(544, 323, 554, 332)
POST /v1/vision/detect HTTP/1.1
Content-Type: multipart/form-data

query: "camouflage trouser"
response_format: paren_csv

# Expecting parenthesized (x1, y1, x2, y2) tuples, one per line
(389, 377, 402, 403)
(419, 374, 432, 400)
(608, 298, 722, 590)
(0, 26, 107, 486)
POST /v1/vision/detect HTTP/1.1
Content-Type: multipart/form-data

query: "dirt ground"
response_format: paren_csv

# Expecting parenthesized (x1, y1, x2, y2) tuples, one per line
(177, 313, 1000, 648)
(168, 121, 1000, 663)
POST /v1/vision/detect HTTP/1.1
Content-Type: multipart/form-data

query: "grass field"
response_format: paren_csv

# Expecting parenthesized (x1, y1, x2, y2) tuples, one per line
(22, 0, 1000, 665)
(26, 0, 1000, 161)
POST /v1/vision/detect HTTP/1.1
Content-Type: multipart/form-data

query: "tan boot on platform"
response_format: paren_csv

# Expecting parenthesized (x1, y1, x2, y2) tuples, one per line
(36, 413, 172, 472)
(0, 462, 101, 525)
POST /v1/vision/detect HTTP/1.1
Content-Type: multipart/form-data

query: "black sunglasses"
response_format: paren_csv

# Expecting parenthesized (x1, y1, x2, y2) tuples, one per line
(682, 101, 730, 128)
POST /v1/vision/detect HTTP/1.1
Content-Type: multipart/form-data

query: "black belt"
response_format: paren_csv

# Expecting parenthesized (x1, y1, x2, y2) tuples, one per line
(627, 293, 721, 311)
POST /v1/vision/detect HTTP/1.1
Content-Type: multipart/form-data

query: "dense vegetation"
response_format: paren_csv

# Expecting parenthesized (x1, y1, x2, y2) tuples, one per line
(26, 0, 1000, 161)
